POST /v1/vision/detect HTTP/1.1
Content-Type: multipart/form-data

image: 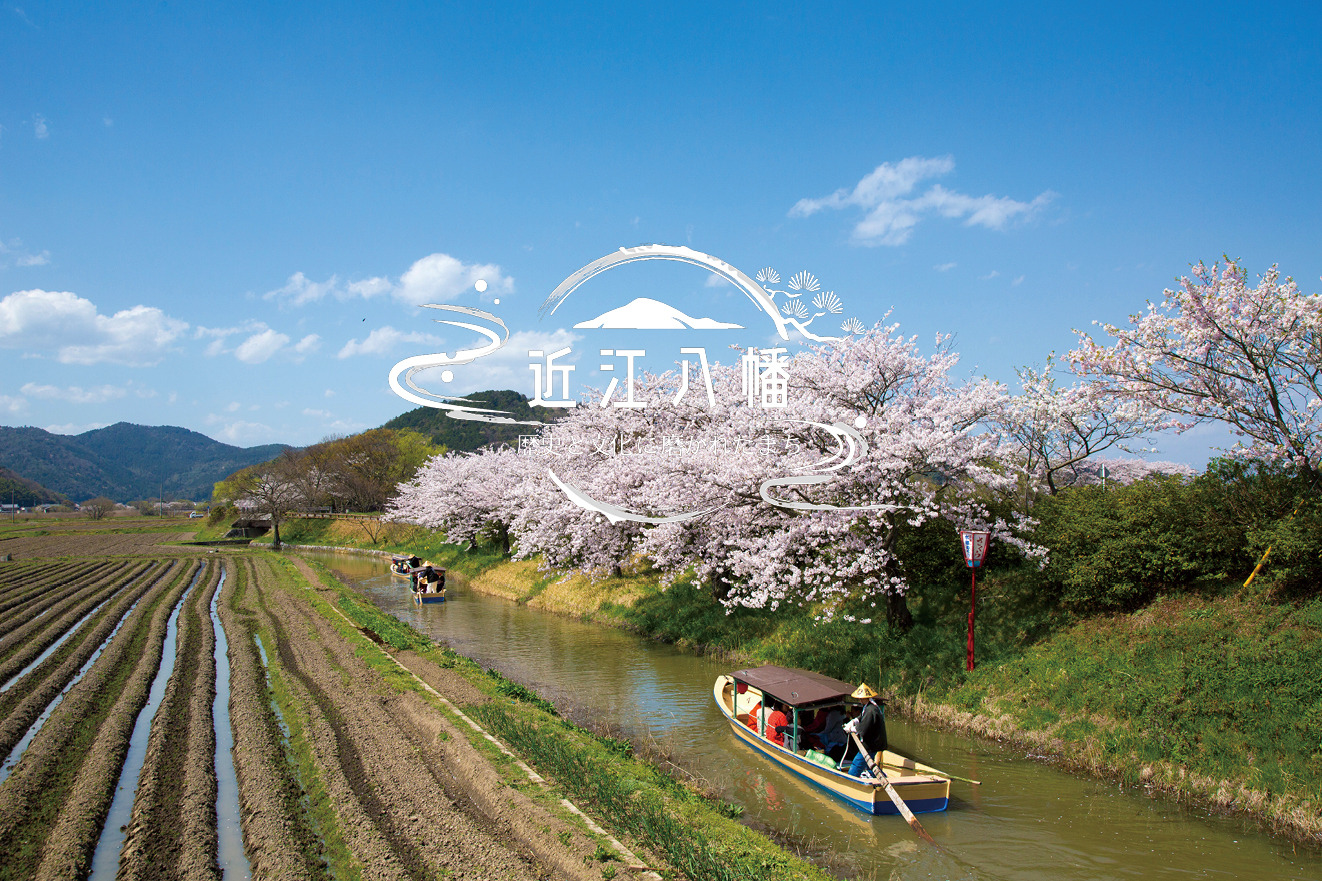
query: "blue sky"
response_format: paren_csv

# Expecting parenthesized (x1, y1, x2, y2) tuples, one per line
(2, 2, 1319, 466)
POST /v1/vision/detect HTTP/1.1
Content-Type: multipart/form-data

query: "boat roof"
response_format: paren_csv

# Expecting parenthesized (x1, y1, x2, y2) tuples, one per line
(730, 665, 857, 707)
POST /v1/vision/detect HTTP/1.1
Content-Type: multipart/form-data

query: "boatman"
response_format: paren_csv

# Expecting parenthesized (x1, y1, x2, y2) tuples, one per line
(846, 694, 888, 778)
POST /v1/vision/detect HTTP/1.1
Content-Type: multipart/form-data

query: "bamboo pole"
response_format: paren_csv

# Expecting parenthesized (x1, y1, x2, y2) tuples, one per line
(849, 731, 936, 844)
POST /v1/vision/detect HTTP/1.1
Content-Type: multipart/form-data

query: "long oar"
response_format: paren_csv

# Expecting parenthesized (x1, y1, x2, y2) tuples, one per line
(877, 759, 981, 786)
(849, 731, 936, 845)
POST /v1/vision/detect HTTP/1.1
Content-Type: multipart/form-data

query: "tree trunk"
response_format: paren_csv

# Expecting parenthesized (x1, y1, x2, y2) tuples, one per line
(272, 518, 282, 550)
(886, 590, 913, 632)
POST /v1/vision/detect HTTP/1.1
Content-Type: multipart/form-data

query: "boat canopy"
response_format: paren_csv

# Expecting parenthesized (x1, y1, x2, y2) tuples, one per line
(731, 665, 856, 708)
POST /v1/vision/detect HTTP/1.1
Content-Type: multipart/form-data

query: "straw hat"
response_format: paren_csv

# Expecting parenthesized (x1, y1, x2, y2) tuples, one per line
(850, 683, 878, 700)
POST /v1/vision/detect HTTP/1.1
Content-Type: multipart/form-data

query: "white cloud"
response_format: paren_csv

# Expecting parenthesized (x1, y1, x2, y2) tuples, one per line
(0, 238, 52, 269)
(395, 253, 512, 306)
(790, 156, 1055, 246)
(33, 114, 48, 139)
(264, 271, 341, 307)
(1013, 275, 1025, 286)
(45, 422, 108, 435)
(302, 408, 332, 418)
(199, 321, 308, 363)
(704, 274, 732, 288)
(934, 262, 957, 272)
(234, 327, 290, 364)
(981, 270, 1000, 280)
(0, 289, 188, 365)
(263, 252, 513, 308)
(0, 394, 27, 413)
(337, 326, 443, 358)
(210, 420, 274, 445)
(20, 382, 129, 404)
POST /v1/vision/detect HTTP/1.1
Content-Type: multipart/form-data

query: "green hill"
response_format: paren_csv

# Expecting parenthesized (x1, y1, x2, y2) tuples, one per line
(0, 423, 287, 502)
(381, 389, 562, 452)
(0, 466, 70, 507)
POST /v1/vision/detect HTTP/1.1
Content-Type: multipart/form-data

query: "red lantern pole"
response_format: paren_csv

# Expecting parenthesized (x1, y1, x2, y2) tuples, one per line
(960, 530, 990, 672)
(967, 567, 977, 671)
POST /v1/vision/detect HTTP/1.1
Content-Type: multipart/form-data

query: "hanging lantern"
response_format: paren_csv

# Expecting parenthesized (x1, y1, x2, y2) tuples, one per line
(960, 530, 990, 568)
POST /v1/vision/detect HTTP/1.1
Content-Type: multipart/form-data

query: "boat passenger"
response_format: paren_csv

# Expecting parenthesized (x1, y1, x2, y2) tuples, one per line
(764, 700, 789, 747)
(815, 705, 848, 759)
(847, 695, 888, 778)
(408, 555, 422, 568)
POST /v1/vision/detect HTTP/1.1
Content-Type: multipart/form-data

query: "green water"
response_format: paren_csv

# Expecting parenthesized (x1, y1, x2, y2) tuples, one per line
(315, 550, 1321, 880)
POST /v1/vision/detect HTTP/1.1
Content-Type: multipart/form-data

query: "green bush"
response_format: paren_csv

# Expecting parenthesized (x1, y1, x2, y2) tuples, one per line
(1033, 476, 1206, 612)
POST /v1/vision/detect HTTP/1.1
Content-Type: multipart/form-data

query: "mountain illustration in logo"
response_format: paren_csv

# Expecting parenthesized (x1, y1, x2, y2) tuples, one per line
(573, 296, 744, 330)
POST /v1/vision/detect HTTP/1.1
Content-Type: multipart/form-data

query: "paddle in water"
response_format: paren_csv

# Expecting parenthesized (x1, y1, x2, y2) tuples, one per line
(848, 730, 937, 845)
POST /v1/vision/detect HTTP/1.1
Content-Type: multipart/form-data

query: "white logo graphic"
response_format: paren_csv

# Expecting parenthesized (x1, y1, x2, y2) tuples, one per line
(388, 244, 884, 522)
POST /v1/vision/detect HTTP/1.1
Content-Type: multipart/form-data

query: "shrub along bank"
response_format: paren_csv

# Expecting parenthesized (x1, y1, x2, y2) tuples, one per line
(270, 511, 1322, 846)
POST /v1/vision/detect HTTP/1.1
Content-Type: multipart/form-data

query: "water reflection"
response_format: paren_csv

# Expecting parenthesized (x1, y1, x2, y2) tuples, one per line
(312, 550, 1320, 881)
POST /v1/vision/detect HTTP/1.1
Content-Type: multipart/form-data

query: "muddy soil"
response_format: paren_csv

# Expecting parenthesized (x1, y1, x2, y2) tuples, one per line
(0, 562, 134, 644)
(0, 561, 193, 880)
(232, 554, 612, 881)
(1, 545, 656, 881)
(0, 532, 192, 560)
(0, 563, 170, 762)
(118, 563, 222, 880)
(0, 562, 143, 678)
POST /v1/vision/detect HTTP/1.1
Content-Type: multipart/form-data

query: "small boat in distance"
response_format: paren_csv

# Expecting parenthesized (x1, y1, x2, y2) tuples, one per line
(412, 562, 446, 604)
(713, 665, 949, 816)
(390, 554, 423, 577)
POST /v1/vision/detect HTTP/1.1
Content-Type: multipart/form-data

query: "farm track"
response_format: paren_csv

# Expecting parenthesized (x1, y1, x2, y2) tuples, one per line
(0, 561, 195, 881)
(0, 564, 169, 759)
(117, 562, 222, 881)
(0, 562, 143, 671)
(0, 562, 134, 642)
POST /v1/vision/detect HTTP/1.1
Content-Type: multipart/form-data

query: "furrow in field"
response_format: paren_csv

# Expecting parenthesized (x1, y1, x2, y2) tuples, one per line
(32, 561, 201, 881)
(0, 562, 133, 642)
(0, 565, 94, 621)
(0, 562, 144, 682)
(0, 564, 169, 761)
(216, 558, 324, 881)
(0, 560, 192, 881)
(247, 556, 547, 881)
(115, 562, 222, 881)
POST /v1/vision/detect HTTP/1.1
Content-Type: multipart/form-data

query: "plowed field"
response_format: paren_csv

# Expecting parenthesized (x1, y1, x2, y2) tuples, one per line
(0, 525, 644, 880)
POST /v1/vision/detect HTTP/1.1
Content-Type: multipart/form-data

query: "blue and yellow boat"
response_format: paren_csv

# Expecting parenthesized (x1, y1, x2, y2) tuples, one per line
(714, 665, 949, 816)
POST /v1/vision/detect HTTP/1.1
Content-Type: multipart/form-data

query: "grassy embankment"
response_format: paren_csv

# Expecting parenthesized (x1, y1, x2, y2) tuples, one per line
(272, 516, 1322, 845)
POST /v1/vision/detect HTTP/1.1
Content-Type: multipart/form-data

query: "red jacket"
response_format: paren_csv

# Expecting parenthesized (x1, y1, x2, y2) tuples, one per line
(765, 709, 789, 746)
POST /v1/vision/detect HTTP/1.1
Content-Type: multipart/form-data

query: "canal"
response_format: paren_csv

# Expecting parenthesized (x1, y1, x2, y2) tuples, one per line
(314, 551, 1319, 880)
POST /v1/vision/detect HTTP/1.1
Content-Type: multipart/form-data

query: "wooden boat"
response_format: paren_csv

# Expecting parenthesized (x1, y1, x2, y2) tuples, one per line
(413, 588, 446, 605)
(390, 555, 424, 578)
(713, 665, 949, 816)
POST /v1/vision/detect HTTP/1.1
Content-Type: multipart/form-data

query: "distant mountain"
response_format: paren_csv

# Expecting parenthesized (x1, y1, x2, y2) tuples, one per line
(0, 423, 288, 503)
(0, 466, 70, 507)
(573, 296, 744, 330)
(381, 389, 561, 452)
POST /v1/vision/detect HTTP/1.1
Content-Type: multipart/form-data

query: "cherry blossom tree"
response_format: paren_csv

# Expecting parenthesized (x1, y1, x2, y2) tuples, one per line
(996, 355, 1158, 501)
(389, 321, 1046, 629)
(1072, 260, 1322, 488)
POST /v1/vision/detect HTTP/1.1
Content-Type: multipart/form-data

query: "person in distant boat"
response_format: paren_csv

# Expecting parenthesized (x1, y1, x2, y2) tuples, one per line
(764, 699, 789, 747)
(846, 695, 888, 777)
(407, 555, 422, 568)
